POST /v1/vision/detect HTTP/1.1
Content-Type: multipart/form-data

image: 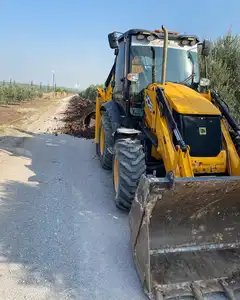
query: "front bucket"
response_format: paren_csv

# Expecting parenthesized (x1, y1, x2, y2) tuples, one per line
(129, 174, 240, 299)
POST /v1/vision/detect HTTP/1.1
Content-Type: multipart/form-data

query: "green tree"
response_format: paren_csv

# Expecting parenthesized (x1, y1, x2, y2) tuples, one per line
(79, 84, 104, 101)
(200, 30, 240, 122)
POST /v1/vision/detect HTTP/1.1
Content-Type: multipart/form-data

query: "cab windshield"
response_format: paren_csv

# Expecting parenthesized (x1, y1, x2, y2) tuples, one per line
(130, 42, 200, 93)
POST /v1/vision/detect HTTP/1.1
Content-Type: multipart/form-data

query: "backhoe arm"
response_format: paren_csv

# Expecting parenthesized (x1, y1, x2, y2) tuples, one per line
(144, 86, 194, 177)
(211, 89, 240, 175)
(94, 60, 116, 144)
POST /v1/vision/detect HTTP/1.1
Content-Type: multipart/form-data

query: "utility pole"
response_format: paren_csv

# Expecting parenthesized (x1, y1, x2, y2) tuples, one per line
(52, 70, 55, 96)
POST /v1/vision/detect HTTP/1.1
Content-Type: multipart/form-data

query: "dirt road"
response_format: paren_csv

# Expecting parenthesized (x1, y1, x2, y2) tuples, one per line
(0, 96, 146, 300)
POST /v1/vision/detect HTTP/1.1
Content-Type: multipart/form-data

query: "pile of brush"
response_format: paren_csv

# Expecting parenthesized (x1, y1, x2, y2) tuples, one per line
(59, 95, 95, 139)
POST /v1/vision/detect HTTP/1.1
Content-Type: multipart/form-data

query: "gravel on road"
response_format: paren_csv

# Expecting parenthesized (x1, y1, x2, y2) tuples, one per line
(0, 96, 147, 300)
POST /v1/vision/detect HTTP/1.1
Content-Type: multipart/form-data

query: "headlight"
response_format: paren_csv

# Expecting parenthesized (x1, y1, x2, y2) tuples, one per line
(180, 39, 189, 46)
(180, 38, 196, 46)
(136, 34, 145, 40)
(190, 39, 196, 46)
(147, 35, 156, 41)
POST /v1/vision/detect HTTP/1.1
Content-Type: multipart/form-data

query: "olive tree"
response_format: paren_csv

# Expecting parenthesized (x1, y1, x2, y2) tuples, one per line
(200, 30, 240, 122)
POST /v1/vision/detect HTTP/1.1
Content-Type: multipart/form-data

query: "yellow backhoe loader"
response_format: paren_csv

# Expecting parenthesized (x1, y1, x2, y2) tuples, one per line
(92, 26, 240, 299)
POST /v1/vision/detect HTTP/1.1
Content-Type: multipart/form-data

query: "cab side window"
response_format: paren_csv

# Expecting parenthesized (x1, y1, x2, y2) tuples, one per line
(113, 41, 125, 100)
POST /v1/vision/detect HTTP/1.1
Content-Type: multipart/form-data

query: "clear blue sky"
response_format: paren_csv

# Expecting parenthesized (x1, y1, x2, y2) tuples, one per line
(0, 0, 239, 89)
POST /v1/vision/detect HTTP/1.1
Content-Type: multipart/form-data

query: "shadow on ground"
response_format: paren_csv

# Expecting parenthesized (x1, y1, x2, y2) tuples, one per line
(0, 131, 143, 300)
(0, 133, 81, 299)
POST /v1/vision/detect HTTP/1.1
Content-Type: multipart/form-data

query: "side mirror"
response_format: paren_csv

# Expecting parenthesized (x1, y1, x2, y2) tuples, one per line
(108, 32, 118, 49)
(201, 39, 211, 57)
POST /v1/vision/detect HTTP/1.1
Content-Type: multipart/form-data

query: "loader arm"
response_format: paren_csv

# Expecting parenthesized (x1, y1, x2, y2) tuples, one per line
(211, 89, 240, 176)
(94, 61, 115, 145)
(144, 86, 194, 177)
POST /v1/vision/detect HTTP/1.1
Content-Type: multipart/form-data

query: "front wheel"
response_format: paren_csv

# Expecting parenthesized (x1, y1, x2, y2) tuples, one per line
(112, 138, 146, 211)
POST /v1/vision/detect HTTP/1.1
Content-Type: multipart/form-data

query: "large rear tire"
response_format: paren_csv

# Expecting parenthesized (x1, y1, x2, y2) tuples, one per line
(112, 138, 146, 211)
(97, 111, 113, 169)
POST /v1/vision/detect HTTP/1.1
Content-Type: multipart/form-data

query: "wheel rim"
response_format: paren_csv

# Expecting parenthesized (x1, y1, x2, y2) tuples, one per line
(100, 125, 104, 155)
(113, 156, 119, 195)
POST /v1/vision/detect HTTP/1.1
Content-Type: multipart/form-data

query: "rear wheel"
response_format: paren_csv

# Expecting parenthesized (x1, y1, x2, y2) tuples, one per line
(112, 138, 146, 211)
(97, 112, 113, 169)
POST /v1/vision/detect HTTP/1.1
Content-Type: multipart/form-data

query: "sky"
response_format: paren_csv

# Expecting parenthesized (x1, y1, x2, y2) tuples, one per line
(0, 0, 239, 90)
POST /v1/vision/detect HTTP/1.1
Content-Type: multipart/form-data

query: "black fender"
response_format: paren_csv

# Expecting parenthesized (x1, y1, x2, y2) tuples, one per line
(101, 101, 141, 144)
(101, 100, 122, 132)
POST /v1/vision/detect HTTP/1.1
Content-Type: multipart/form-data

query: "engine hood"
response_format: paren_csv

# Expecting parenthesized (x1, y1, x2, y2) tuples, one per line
(154, 82, 221, 115)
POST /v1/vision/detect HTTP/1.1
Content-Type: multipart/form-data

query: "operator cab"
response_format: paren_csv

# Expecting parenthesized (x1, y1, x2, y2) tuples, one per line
(107, 29, 210, 118)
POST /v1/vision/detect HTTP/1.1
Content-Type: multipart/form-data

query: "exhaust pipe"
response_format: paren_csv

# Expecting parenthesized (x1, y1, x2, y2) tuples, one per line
(161, 25, 168, 85)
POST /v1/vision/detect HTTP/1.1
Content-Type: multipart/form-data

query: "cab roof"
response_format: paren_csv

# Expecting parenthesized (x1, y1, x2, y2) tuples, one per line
(117, 28, 200, 43)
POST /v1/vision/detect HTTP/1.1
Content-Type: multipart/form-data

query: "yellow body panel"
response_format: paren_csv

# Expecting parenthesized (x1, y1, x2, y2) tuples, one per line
(191, 151, 227, 174)
(144, 84, 240, 177)
(95, 73, 114, 144)
(157, 82, 221, 115)
(95, 88, 107, 144)
(201, 90, 211, 101)
(151, 146, 162, 160)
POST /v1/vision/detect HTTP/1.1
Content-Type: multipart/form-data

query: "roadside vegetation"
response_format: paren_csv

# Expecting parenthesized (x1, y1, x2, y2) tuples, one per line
(0, 84, 43, 104)
(201, 30, 240, 122)
(0, 81, 73, 104)
(78, 84, 103, 102)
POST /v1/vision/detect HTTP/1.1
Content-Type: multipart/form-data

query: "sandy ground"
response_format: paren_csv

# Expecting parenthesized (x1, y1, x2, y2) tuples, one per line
(0, 93, 70, 140)
(0, 95, 147, 300)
